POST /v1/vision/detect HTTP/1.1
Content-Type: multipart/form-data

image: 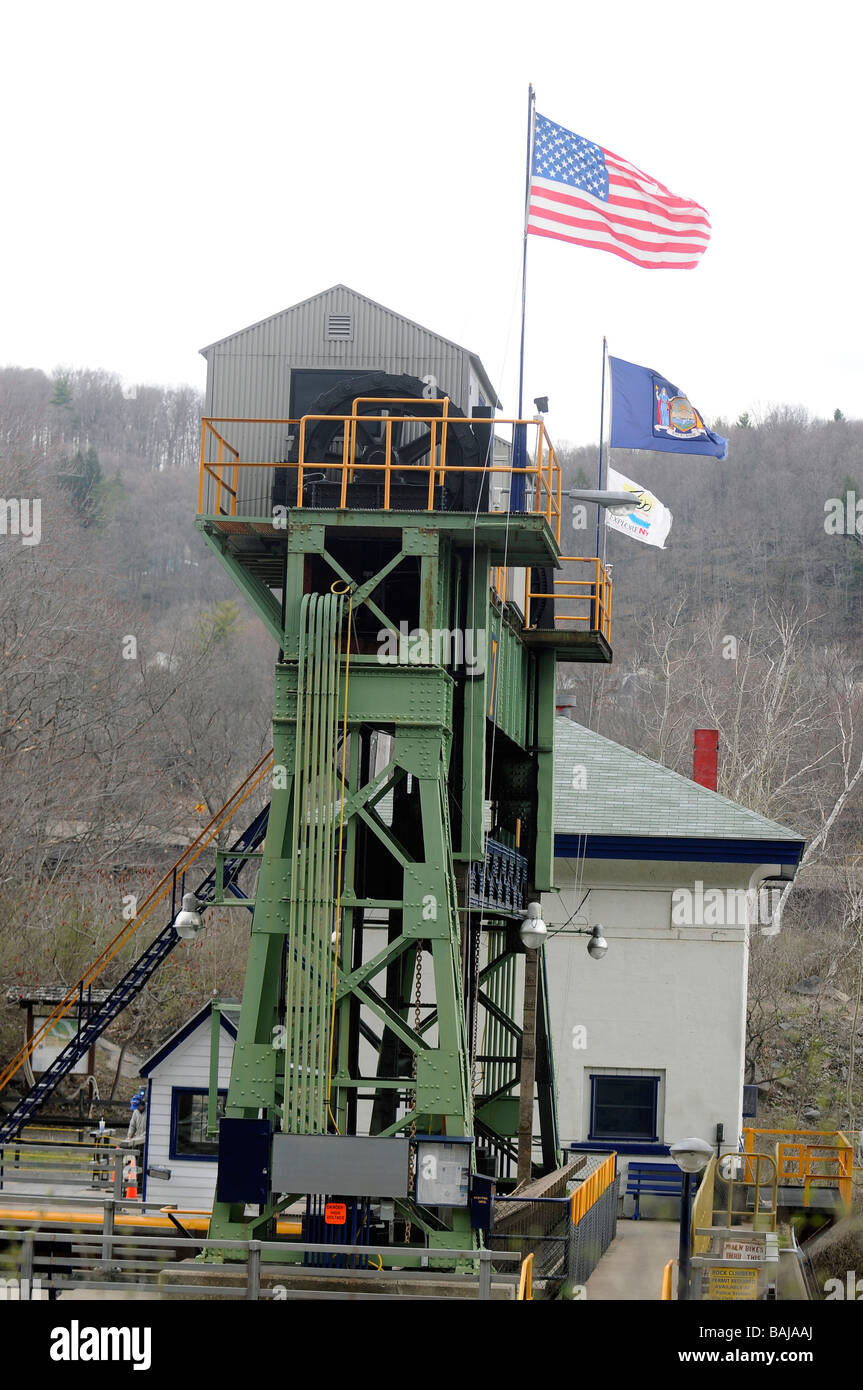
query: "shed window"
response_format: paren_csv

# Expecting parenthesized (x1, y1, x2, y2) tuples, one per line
(325, 313, 353, 341)
(170, 1088, 226, 1160)
(589, 1074, 659, 1142)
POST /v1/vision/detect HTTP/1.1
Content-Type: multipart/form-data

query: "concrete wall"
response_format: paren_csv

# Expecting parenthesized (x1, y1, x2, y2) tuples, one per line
(543, 856, 757, 1158)
(143, 1021, 235, 1211)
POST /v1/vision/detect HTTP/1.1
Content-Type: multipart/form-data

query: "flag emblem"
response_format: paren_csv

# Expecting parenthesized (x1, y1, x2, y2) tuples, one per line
(527, 112, 711, 270)
(656, 386, 705, 437)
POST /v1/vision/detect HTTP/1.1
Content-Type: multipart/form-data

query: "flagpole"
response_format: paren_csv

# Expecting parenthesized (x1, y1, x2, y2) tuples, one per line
(517, 83, 536, 420)
(594, 335, 608, 555)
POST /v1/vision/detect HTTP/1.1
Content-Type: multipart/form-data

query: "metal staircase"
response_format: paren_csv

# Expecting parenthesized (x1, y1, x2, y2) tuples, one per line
(0, 802, 270, 1144)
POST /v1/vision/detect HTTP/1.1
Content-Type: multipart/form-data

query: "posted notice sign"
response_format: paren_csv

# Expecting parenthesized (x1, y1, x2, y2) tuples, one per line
(722, 1238, 764, 1262)
(708, 1266, 759, 1301)
(324, 1203, 347, 1226)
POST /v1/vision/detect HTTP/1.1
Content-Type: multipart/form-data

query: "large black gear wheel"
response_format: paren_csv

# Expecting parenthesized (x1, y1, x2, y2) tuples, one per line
(273, 372, 484, 512)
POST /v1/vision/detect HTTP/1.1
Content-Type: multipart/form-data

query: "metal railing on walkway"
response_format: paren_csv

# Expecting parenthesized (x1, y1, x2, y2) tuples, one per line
(743, 1127, 853, 1210)
(0, 1193, 524, 1301)
(491, 1153, 618, 1290)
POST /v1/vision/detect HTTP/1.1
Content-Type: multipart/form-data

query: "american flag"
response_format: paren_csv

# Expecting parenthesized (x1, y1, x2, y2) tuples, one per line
(527, 113, 711, 270)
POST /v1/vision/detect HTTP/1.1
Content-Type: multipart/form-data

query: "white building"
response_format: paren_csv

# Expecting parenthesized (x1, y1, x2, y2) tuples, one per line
(544, 717, 804, 1186)
(138, 1001, 236, 1211)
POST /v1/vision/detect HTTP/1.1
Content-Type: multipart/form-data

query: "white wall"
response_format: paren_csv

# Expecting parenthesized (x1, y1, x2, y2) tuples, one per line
(544, 858, 754, 1158)
(143, 1019, 235, 1212)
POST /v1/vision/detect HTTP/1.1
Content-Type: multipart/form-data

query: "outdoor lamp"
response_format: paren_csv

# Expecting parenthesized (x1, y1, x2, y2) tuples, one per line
(669, 1138, 714, 1174)
(587, 924, 608, 960)
(519, 901, 547, 949)
(670, 1136, 714, 1301)
(533, 396, 549, 415)
(174, 893, 204, 940)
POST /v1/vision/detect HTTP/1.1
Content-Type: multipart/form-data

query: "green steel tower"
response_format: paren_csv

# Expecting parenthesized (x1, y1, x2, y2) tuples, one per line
(194, 290, 611, 1257)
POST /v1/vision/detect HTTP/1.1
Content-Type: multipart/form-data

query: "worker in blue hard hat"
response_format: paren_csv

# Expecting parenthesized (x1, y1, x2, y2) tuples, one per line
(126, 1089, 146, 1143)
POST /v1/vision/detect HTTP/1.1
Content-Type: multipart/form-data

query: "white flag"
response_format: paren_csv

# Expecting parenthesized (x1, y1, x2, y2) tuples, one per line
(605, 465, 672, 549)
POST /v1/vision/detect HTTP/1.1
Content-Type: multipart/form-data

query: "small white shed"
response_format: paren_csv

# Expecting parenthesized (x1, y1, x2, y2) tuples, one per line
(138, 1001, 237, 1211)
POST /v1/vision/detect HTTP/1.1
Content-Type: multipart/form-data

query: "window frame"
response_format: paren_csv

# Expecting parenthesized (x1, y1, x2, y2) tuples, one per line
(168, 1086, 227, 1163)
(588, 1073, 660, 1144)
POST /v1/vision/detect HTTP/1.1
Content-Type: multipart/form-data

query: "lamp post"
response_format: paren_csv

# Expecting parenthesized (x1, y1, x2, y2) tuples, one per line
(516, 908, 608, 1183)
(669, 1137, 714, 1301)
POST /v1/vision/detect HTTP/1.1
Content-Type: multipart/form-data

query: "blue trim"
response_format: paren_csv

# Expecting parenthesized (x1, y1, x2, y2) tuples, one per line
(567, 1140, 670, 1157)
(555, 833, 804, 865)
(141, 1002, 238, 1078)
(589, 1074, 660, 1144)
(168, 1086, 226, 1163)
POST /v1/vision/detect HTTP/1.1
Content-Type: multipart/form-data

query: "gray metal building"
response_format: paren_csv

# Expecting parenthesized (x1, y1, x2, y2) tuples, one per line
(199, 284, 500, 514)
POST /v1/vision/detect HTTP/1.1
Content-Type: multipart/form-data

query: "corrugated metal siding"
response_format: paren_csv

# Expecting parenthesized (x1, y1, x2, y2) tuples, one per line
(143, 1020, 234, 1210)
(201, 287, 477, 515)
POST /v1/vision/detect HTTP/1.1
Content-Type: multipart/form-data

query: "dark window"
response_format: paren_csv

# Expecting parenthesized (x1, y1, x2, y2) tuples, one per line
(589, 1075, 659, 1142)
(170, 1089, 226, 1160)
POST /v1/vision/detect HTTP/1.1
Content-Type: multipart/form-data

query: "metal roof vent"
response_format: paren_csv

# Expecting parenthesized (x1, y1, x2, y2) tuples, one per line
(325, 312, 353, 342)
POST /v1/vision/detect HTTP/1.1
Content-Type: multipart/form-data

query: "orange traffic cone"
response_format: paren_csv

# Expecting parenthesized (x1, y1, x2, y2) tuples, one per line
(125, 1155, 138, 1199)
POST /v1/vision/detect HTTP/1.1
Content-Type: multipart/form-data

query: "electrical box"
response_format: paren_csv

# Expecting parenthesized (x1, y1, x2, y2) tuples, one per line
(413, 1135, 472, 1207)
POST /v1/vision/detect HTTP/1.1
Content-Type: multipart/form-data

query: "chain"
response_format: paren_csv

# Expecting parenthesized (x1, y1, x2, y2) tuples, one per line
(405, 939, 423, 1247)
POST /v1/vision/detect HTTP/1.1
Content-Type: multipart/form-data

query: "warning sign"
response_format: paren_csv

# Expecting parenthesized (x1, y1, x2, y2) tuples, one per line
(324, 1202, 347, 1225)
(708, 1266, 759, 1301)
(722, 1238, 764, 1263)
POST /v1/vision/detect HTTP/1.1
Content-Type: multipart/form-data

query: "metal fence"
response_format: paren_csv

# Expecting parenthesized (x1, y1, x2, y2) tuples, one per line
(490, 1154, 618, 1292)
(0, 1193, 523, 1301)
(0, 1136, 143, 1198)
(0, 1223, 522, 1295)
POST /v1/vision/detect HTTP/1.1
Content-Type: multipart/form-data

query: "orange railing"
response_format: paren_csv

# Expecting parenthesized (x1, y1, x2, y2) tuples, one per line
(743, 1128, 853, 1211)
(661, 1258, 675, 1300)
(198, 403, 563, 542)
(571, 1152, 617, 1224)
(525, 557, 612, 641)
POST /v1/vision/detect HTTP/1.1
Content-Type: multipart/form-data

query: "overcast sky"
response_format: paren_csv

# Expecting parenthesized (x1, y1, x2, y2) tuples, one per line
(2, 0, 860, 446)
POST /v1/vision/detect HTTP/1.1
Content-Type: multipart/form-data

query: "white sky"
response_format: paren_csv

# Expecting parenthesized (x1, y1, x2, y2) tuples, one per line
(1, 0, 860, 446)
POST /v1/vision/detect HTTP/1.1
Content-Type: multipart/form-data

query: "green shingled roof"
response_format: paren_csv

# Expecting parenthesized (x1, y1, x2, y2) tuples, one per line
(554, 717, 803, 843)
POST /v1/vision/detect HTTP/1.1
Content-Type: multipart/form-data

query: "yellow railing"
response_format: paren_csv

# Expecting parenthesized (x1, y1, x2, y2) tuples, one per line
(692, 1156, 717, 1255)
(199, 405, 563, 542)
(661, 1258, 675, 1301)
(517, 1251, 534, 1301)
(525, 556, 612, 641)
(570, 1152, 617, 1224)
(716, 1150, 778, 1231)
(743, 1128, 853, 1211)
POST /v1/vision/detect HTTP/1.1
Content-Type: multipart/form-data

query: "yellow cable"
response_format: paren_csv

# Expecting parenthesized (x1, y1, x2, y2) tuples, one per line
(327, 582, 354, 1133)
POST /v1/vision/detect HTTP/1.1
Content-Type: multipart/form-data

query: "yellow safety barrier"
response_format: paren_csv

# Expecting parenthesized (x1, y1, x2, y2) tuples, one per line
(518, 1251, 534, 1301)
(744, 1128, 853, 1212)
(661, 1259, 674, 1301)
(199, 407, 563, 542)
(570, 1152, 617, 1224)
(525, 556, 612, 640)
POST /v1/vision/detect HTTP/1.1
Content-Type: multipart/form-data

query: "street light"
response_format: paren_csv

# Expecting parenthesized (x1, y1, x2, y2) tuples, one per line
(519, 902, 547, 949)
(174, 893, 204, 940)
(669, 1137, 714, 1301)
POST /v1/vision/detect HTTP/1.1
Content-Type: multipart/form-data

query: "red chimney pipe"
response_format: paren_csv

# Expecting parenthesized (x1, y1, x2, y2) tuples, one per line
(693, 729, 719, 791)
